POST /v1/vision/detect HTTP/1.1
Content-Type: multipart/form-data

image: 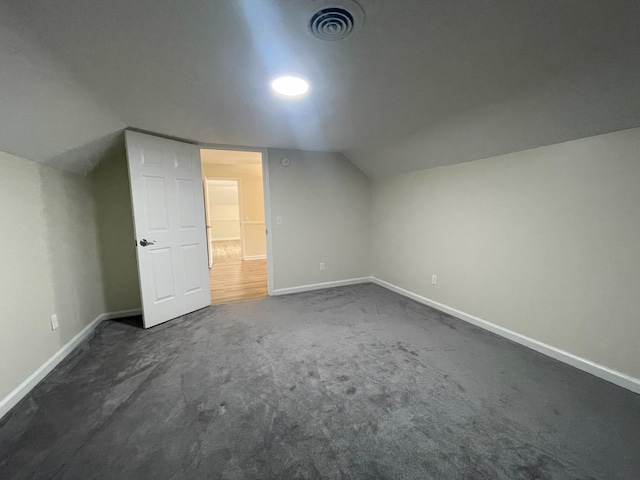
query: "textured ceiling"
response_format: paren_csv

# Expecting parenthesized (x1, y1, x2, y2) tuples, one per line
(0, 4, 125, 174)
(1, 0, 639, 178)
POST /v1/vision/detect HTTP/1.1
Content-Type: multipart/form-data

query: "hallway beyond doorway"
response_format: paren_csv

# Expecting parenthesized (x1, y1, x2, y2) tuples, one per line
(209, 258, 267, 304)
(201, 148, 269, 304)
(211, 240, 242, 263)
(209, 240, 268, 304)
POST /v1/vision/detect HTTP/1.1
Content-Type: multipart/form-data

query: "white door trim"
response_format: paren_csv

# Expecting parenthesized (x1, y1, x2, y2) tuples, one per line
(261, 149, 275, 296)
(202, 178, 213, 268)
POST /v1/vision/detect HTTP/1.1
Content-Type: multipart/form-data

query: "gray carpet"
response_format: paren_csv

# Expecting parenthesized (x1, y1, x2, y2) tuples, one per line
(1, 283, 639, 479)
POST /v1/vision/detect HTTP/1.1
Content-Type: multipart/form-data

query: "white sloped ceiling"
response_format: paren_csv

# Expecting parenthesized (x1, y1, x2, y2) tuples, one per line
(1, 0, 639, 177)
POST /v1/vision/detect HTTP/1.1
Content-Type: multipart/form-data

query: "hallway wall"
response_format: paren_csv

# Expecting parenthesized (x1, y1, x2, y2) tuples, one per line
(202, 163, 266, 259)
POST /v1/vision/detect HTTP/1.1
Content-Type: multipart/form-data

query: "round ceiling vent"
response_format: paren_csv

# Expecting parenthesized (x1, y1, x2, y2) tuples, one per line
(308, 1, 365, 41)
(310, 8, 354, 40)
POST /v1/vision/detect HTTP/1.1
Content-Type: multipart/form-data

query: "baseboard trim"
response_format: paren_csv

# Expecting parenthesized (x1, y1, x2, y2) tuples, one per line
(370, 277, 640, 395)
(243, 255, 266, 261)
(211, 237, 241, 241)
(273, 277, 371, 296)
(0, 308, 142, 420)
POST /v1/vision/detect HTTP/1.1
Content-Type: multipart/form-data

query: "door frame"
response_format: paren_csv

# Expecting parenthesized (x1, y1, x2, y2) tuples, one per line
(205, 177, 245, 261)
(203, 177, 213, 268)
(199, 145, 274, 296)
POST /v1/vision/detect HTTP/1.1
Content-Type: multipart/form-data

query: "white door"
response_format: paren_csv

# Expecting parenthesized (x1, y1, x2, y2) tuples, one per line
(125, 131, 211, 328)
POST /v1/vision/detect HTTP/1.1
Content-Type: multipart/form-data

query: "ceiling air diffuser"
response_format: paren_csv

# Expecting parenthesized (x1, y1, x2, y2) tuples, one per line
(308, 1, 365, 41)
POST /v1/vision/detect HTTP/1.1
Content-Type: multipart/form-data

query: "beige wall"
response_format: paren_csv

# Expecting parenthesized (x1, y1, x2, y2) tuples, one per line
(268, 149, 371, 290)
(207, 183, 241, 240)
(5, 126, 637, 406)
(202, 163, 266, 257)
(0, 151, 106, 401)
(91, 144, 141, 312)
(372, 128, 640, 379)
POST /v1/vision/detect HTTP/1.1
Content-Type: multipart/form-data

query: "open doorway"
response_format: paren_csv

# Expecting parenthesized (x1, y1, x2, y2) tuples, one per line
(205, 179, 243, 266)
(201, 148, 269, 304)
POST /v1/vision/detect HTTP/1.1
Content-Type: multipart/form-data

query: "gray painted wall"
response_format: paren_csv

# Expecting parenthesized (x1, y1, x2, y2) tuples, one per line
(91, 142, 141, 312)
(267, 149, 372, 290)
(371, 127, 640, 379)
(0, 152, 106, 400)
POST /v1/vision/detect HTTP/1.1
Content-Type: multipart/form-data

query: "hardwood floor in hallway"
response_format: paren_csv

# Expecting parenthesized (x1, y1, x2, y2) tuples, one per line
(211, 240, 242, 263)
(209, 240, 267, 304)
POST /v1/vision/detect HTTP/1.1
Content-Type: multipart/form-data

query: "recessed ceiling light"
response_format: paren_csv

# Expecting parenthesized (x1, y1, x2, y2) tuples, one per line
(271, 76, 309, 97)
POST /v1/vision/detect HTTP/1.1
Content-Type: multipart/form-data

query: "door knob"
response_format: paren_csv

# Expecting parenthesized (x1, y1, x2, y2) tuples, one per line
(140, 239, 155, 247)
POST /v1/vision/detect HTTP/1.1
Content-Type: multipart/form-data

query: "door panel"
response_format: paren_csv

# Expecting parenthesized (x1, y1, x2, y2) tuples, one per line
(150, 248, 176, 302)
(143, 176, 169, 231)
(176, 178, 197, 228)
(182, 243, 204, 294)
(126, 131, 211, 328)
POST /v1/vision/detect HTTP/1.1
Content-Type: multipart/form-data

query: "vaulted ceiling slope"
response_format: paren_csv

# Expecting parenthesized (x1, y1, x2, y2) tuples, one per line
(2, 1, 639, 178)
(0, 5, 125, 174)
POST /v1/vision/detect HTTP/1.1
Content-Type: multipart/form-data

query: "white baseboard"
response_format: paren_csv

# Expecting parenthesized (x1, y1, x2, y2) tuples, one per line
(243, 255, 266, 261)
(370, 277, 640, 395)
(273, 277, 371, 296)
(0, 308, 142, 420)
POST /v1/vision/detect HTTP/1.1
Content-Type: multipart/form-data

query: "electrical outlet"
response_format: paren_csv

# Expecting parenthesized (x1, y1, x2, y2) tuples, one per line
(431, 274, 438, 286)
(50, 314, 59, 330)
(276, 215, 282, 225)
(320, 262, 325, 271)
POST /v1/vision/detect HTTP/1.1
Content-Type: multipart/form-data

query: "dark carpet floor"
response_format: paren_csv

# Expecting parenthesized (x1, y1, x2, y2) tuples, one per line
(1, 283, 639, 479)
